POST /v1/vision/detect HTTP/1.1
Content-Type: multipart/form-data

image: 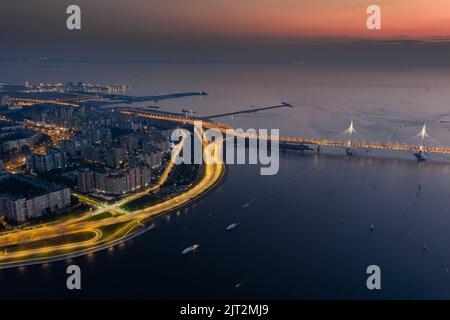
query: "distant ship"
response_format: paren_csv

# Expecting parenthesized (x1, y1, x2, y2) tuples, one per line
(181, 244, 200, 255)
(226, 222, 240, 231)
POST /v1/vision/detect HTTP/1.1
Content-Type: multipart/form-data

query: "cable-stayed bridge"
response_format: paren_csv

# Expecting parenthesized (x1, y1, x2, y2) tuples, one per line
(120, 108, 449, 159)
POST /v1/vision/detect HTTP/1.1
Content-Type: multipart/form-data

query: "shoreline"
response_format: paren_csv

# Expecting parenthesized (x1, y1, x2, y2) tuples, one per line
(0, 162, 228, 270)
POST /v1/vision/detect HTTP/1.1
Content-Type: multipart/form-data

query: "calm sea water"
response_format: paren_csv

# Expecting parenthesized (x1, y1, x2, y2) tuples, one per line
(1, 62, 450, 299)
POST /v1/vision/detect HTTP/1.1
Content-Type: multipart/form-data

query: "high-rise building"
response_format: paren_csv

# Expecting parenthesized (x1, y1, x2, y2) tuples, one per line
(105, 147, 127, 168)
(82, 145, 102, 163)
(120, 135, 139, 153)
(77, 168, 95, 193)
(143, 143, 164, 168)
(144, 152, 163, 168)
(0, 130, 39, 154)
(26, 148, 67, 173)
(85, 164, 151, 196)
(0, 172, 71, 222)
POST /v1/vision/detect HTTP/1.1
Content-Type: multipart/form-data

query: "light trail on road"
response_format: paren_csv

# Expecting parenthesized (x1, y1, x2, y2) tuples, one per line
(121, 109, 450, 155)
(2, 106, 443, 268)
(0, 123, 225, 268)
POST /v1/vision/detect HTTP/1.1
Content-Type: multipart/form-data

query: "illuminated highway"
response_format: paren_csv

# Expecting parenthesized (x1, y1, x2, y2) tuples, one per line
(121, 109, 450, 155)
(0, 131, 188, 249)
(0, 123, 226, 268)
(0, 108, 446, 268)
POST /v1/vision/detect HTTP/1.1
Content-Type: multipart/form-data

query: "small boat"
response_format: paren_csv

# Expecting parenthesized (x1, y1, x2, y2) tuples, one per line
(226, 222, 240, 231)
(181, 244, 200, 255)
(243, 198, 256, 208)
(370, 224, 374, 231)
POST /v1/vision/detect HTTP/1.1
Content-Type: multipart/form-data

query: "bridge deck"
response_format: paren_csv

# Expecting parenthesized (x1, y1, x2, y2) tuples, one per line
(120, 108, 450, 155)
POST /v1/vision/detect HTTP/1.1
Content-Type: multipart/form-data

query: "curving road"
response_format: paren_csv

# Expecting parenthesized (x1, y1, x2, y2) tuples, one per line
(2, 107, 447, 269)
(0, 122, 226, 269)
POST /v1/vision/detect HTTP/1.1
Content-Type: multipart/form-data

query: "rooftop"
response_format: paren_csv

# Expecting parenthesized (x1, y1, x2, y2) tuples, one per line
(0, 173, 65, 200)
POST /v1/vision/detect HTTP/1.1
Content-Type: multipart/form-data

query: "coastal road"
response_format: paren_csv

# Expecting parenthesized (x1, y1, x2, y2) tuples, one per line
(0, 126, 225, 268)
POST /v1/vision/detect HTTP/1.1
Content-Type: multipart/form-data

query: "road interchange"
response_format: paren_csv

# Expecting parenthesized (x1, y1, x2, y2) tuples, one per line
(0, 117, 226, 269)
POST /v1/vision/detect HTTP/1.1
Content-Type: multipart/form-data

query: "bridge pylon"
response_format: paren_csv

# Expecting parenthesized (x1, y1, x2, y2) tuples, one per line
(343, 120, 357, 156)
(414, 123, 430, 161)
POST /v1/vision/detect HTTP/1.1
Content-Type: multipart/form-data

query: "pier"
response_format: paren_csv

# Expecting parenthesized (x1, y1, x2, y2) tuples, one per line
(202, 102, 293, 119)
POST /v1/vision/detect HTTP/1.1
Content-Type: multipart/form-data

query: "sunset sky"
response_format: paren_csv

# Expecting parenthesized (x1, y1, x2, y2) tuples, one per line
(1, 0, 450, 62)
(118, 0, 450, 38)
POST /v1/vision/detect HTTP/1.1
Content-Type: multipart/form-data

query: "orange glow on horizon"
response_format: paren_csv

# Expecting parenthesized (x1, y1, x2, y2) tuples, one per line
(134, 0, 450, 39)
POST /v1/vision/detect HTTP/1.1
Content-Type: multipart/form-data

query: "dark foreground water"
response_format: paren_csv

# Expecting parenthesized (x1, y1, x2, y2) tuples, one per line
(2, 150, 450, 299)
(2, 62, 450, 299)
